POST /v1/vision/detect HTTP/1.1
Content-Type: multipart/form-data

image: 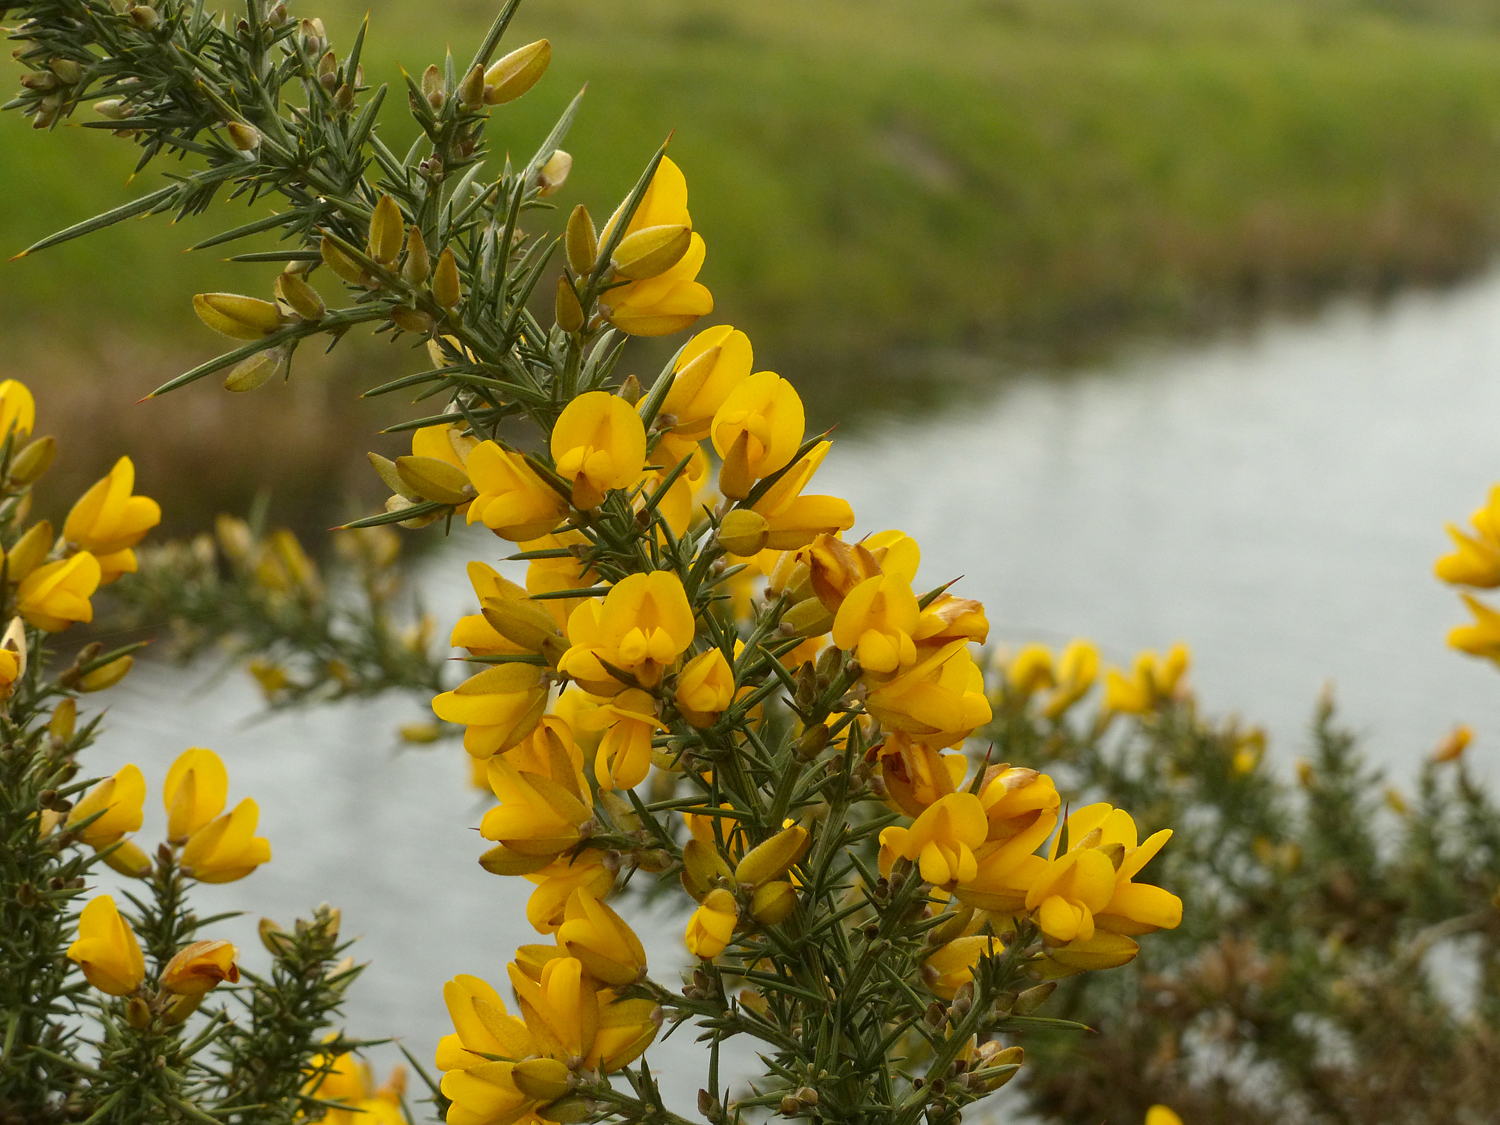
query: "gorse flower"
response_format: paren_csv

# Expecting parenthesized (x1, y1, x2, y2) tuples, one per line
(550, 391, 648, 511)
(164, 748, 229, 843)
(0, 378, 35, 438)
(63, 456, 161, 581)
(465, 440, 570, 541)
(1103, 643, 1190, 715)
(66, 763, 145, 848)
(557, 571, 695, 693)
(711, 371, 805, 500)
(17, 551, 100, 632)
(180, 797, 271, 883)
(432, 663, 551, 758)
(67, 895, 144, 996)
(598, 157, 713, 337)
(1436, 485, 1500, 588)
(160, 939, 240, 995)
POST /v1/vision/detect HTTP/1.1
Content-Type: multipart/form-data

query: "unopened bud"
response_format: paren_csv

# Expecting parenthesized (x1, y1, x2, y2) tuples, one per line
(102, 839, 152, 878)
(320, 236, 368, 286)
(617, 374, 643, 406)
(421, 63, 444, 110)
(717, 509, 770, 558)
(750, 881, 798, 925)
(484, 39, 550, 104)
(389, 306, 435, 335)
(78, 655, 133, 693)
(368, 194, 405, 266)
(395, 455, 470, 506)
(555, 276, 584, 333)
(128, 5, 161, 31)
(566, 204, 597, 276)
(48, 697, 76, 748)
(193, 293, 283, 340)
(49, 58, 84, 84)
(5, 520, 52, 585)
(126, 996, 152, 1030)
(432, 248, 461, 309)
(612, 223, 691, 281)
(272, 272, 324, 321)
(7, 435, 55, 487)
(537, 149, 572, 197)
(226, 121, 261, 152)
(796, 722, 830, 761)
(94, 99, 133, 120)
(458, 63, 485, 110)
(1013, 981, 1056, 1015)
(400, 721, 442, 743)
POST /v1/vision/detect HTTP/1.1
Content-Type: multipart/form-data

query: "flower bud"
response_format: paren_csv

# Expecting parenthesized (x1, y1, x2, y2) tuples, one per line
(716, 509, 769, 557)
(612, 224, 692, 281)
(566, 204, 597, 276)
(432, 248, 461, 309)
(537, 150, 572, 197)
(368, 194, 404, 267)
(320, 235, 368, 286)
(782, 597, 835, 638)
(681, 838, 733, 901)
(274, 271, 325, 320)
(49, 697, 76, 747)
(483, 39, 550, 104)
(128, 5, 161, 31)
(796, 722, 829, 761)
(555, 276, 584, 332)
(400, 721, 442, 743)
(50, 58, 84, 84)
(537, 1096, 592, 1124)
(102, 839, 152, 879)
(734, 825, 809, 888)
(259, 917, 293, 956)
(421, 63, 444, 111)
(1013, 981, 1056, 1015)
(389, 307, 435, 335)
(226, 122, 261, 152)
(512, 1057, 573, 1101)
(78, 655, 132, 693)
(95, 99, 133, 120)
(9, 435, 55, 485)
(480, 597, 568, 665)
(193, 293, 283, 340)
(750, 881, 797, 925)
(126, 996, 151, 1030)
(458, 62, 486, 110)
(685, 888, 739, 959)
(395, 455, 470, 505)
(6, 519, 53, 583)
(223, 348, 285, 393)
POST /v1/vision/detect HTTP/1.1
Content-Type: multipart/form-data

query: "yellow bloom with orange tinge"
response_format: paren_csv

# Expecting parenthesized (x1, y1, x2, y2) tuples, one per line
(67, 895, 145, 996)
(582, 688, 668, 791)
(1436, 485, 1500, 588)
(675, 647, 735, 727)
(550, 391, 648, 511)
(1448, 593, 1500, 663)
(161, 939, 240, 995)
(163, 748, 228, 844)
(831, 574, 921, 676)
(557, 570, 695, 694)
(1103, 643, 1190, 715)
(879, 792, 988, 887)
(557, 888, 648, 986)
(0, 379, 36, 439)
(66, 763, 145, 848)
(465, 440, 569, 542)
(1026, 803, 1181, 946)
(64, 456, 161, 557)
(660, 325, 753, 439)
(180, 797, 271, 883)
(924, 933, 1002, 1000)
(865, 640, 992, 747)
(685, 887, 739, 959)
(877, 735, 967, 818)
(432, 663, 550, 758)
(17, 551, 100, 632)
(711, 371, 805, 500)
(914, 595, 989, 650)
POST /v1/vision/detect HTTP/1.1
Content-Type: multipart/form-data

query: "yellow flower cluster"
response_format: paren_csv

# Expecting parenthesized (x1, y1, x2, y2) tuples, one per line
(64, 747, 270, 883)
(1437, 485, 1500, 664)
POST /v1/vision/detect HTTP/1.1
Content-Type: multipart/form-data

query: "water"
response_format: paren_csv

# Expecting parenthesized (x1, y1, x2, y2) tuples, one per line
(91, 270, 1500, 1111)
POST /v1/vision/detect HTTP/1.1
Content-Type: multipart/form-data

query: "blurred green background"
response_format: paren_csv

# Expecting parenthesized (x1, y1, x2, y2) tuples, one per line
(7, 0, 1500, 528)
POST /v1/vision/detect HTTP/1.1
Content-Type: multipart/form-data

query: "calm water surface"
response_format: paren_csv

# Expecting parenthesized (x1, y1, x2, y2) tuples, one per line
(96, 272, 1500, 1106)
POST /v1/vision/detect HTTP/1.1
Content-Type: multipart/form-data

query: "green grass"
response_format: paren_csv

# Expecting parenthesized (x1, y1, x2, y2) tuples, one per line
(6, 0, 1500, 515)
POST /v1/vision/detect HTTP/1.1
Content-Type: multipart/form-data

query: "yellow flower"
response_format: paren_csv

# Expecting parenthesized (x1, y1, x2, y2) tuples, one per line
(67, 895, 145, 996)
(163, 748, 228, 844)
(675, 647, 735, 728)
(17, 552, 100, 632)
(465, 440, 570, 542)
(478, 755, 593, 875)
(1436, 485, 1500, 587)
(552, 688, 606, 762)
(1433, 723, 1472, 764)
(449, 562, 531, 658)
(1448, 593, 1500, 662)
(865, 640, 993, 747)
(557, 888, 648, 986)
(550, 391, 648, 510)
(1038, 930, 1142, 977)
(805, 534, 883, 614)
(952, 810, 1057, 914)
(878, 793, 988, 887)
(593, 993, 661, 1072)
(502, 716, 589, 792)
(599, 158, 713, 337)
(1026, 803, 1181, 944)
(722, 441, 855, 556)
(1103, 643, 1190, 714)
(734, 824, 810, 887)
(685, 887, 739, 959)
(711, 372, 805, 500)
(64, 456, 161, 557)
(923, 933, 1002, 1000)
(254, 529, 320, 597)
(0, 378, 36, 439)
(66, 763, 145, 848)
(831, 574, 921, 676)
(1003, 644, 1054, 700)
(435, 975, 540, 1125)
(508, 955, 597, 1063)
(913, 595, 989, 650)
(660, 325, 753, 439)
(1043, 639, 1099, 719)
(432, 664, 551, 758)
(1146, 1107, 1184, 1125)
(557, 571, 695, 694)
(978, 766, 1061, 841)
(581, 688, 668, 791)
(303, 1051, 407, 1125)
(160, 939, 240, 995)
(180, 798, 271, 883)
(522, 531, 600, 631)
(523, 856, 616, 934)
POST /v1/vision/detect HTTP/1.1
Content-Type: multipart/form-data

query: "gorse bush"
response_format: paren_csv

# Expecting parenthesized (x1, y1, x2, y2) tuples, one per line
(2, 3, 1498, 1125)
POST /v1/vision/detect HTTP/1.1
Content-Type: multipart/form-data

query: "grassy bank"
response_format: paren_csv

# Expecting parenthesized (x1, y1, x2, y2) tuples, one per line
(7, 0, 1500, 519)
